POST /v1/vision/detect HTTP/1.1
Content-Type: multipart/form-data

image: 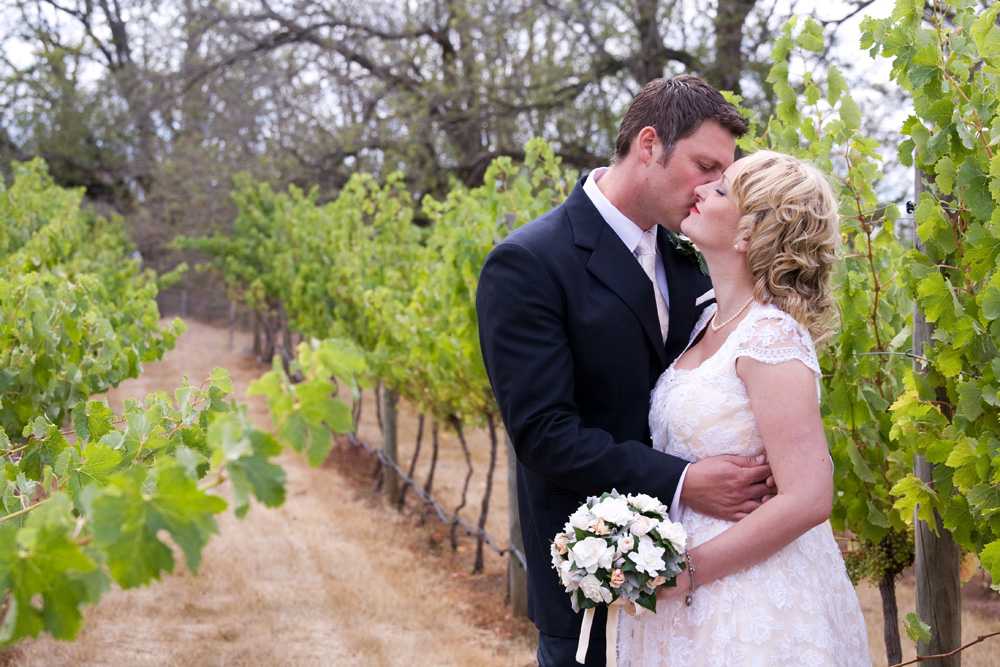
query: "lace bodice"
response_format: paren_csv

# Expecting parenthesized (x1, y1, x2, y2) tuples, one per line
(618, 302, 871, 667)
(650, 301, 820, 464)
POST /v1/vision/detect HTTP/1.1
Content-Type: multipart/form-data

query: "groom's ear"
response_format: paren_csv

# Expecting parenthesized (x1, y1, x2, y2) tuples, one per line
(636, 127, 659, 166)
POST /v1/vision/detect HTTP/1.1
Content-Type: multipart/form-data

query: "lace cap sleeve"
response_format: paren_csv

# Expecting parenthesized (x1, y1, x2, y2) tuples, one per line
(733, 305, 820, 376)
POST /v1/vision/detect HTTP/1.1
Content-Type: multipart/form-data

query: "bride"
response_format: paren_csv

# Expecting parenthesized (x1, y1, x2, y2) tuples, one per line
(617, 150, 871, 666)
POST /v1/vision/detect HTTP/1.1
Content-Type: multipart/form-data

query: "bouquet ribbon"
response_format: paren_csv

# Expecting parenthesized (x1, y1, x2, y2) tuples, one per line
(575, 600, 638, 666)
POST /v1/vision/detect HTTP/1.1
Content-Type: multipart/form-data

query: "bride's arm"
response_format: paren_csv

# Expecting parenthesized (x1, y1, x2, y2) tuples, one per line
(657, 354, 833, 600)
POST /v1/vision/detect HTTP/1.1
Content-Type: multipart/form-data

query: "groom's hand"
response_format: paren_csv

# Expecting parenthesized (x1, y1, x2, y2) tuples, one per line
(680, 454, 775, 521)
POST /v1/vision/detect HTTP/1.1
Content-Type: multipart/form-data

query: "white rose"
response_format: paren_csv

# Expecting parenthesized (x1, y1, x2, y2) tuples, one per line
(655, 520, 688, 553)
(570, 536, 614, 573)
(630, 515, 654, 536)
(579, 573, 613, 604)
(589, 517, 610, 535)
(559, 560, 579, 591)
(553, 532, 571, 554)
(590, 496, 633, 526)
(616, 534, 636, 557)
(568, 505, 592, 531)
(626, 493, 661, 513)
(551, 543, 564, 569)
(628, 536, 666, 577)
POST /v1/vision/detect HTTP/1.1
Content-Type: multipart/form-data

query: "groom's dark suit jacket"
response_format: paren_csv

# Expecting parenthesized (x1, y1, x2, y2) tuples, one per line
(476, 178, 714, 639)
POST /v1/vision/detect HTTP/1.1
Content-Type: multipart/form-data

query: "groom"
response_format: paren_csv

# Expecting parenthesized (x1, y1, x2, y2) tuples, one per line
(476, 76, 772, 666)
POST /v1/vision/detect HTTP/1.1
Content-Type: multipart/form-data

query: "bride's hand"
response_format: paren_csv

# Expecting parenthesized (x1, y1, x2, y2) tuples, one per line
(655, 582, 687, 603)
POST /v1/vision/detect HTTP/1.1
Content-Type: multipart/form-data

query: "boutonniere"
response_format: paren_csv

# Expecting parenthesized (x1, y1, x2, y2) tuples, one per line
(667, 233, 709, 276)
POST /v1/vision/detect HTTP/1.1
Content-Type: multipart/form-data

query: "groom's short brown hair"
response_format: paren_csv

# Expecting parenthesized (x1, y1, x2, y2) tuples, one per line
(613, 75, 749, 166)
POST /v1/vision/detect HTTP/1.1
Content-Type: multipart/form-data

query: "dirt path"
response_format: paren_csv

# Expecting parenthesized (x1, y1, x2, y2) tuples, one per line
(7, 321, 536, 667)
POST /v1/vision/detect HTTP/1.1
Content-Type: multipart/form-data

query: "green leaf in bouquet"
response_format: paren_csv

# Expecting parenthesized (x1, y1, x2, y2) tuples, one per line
(635, 588, 657, 613)
(576, 589, 598, 611)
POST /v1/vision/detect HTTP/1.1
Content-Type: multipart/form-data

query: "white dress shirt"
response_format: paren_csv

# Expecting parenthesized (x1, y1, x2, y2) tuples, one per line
(583, 168, 670, 308)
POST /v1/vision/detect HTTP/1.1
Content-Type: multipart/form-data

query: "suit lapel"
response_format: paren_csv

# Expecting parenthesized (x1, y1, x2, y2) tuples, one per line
(660, 233, 711, 363)
(564, 181, 668, 366)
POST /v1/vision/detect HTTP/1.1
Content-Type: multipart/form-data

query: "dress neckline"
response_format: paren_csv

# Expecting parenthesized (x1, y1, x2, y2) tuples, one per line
(671, 301, 762, 373)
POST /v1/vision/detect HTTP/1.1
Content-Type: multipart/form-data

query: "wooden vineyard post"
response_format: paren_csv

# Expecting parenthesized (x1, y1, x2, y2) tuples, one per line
(912, 168, 961, 666)
(507, 433, 527, 617)
(381, 384, 400, 505)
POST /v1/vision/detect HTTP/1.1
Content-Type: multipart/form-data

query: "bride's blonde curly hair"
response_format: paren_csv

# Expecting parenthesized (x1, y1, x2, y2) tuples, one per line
(731, 150, 841, 344)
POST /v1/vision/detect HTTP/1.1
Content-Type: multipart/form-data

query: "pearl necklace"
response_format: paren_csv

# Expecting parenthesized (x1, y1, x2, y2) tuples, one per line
(710, 296, 755, 332)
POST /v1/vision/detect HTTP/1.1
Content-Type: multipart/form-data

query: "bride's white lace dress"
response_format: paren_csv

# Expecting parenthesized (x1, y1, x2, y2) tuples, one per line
(617, 302, 871, 667)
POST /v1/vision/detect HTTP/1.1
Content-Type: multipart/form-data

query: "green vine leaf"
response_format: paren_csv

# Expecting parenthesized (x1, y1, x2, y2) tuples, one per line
(89, 463, 227, 589)
(904, 612, 932, 644)
(0, 495, 107, 642)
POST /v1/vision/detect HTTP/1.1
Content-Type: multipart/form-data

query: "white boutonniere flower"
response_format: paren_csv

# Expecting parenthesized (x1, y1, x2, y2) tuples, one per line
(668, 233, 709, 276)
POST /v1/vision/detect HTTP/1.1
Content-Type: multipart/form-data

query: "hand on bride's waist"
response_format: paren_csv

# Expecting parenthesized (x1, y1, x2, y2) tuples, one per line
(679, 453, 775, 522)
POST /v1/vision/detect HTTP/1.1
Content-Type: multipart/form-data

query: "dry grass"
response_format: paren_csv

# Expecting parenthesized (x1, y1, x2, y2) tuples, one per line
(3, 319, 998, 666)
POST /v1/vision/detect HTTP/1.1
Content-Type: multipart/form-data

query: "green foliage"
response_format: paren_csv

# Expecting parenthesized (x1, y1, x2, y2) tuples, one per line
(1, 161, 360, 645)
(199, 137, 574, 430)
(740, 2, 1000, 593)
(248, 338, 368, 467)
(752, 16, 916, 581)
(0, 160, 184, 443)
(904, 611, 933, 644)
(0, 370, 293, 643)
(862, 0, 1000, 585)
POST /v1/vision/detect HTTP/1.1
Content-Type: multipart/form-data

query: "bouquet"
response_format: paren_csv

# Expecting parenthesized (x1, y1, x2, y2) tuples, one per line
(551, 489, 687, 665)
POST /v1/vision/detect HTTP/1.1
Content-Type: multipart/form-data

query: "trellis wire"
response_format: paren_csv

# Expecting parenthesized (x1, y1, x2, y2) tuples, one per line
(345, 431, 528, 572)
(855, 349, 981, 379)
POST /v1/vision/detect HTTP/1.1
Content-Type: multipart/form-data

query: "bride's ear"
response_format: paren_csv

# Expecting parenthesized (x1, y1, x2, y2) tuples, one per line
(734, 237, 749, 253)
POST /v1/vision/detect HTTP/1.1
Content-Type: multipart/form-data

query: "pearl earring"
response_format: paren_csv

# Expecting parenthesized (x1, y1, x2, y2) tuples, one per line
(734, 244, 739, 250)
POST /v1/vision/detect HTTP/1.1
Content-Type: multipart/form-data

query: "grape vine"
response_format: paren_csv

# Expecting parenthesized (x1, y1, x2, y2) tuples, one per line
(0, 161, 361, 645)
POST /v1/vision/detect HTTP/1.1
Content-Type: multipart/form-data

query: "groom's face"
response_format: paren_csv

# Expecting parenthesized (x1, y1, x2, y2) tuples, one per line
(649, 121, 736, 233)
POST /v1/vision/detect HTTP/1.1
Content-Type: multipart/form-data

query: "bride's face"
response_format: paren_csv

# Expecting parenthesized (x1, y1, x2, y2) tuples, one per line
(680, 158, 745, 254)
